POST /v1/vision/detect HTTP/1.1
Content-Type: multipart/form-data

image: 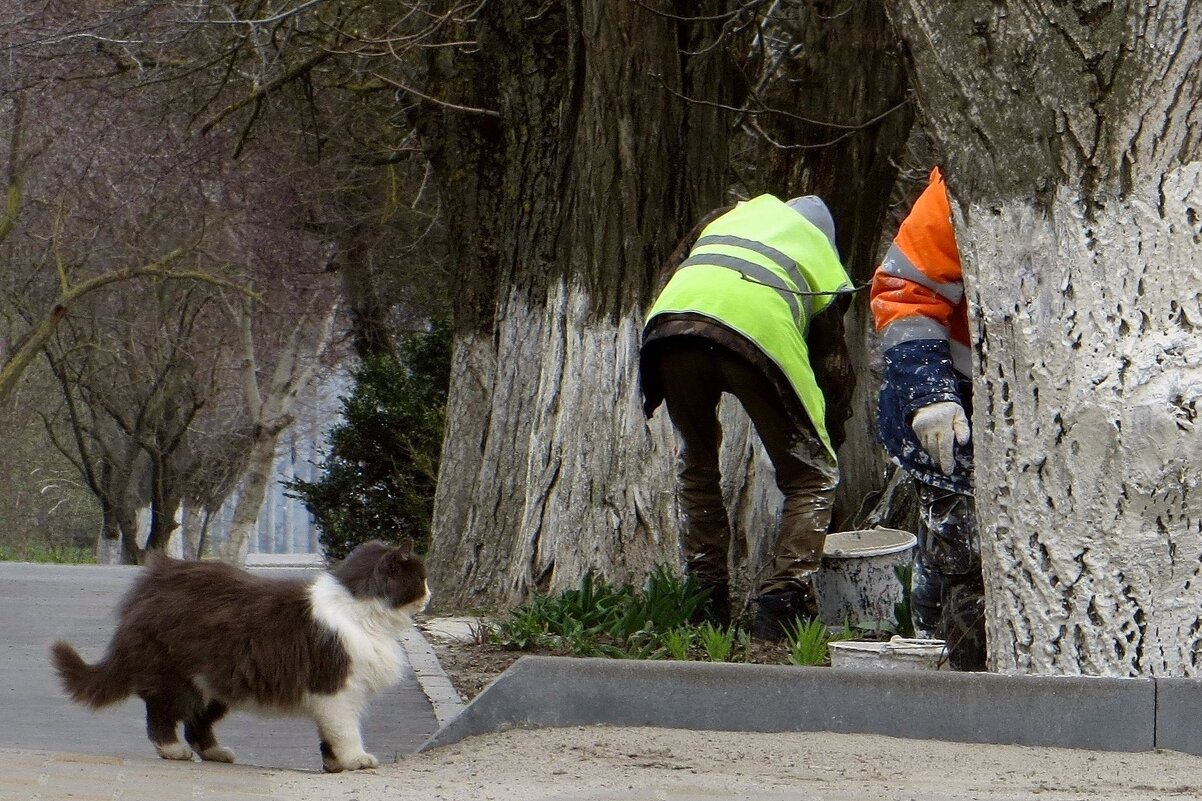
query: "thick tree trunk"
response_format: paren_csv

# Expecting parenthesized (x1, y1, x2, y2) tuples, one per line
(117, 508, 141, 565)
(95, 505, 122, 565)
(887, 1, 1202, 675)
(742, 0, 913, 529)
(423, 2, 746, 608)
(146, 449, 186, 553)
(181, 500, 202, 559)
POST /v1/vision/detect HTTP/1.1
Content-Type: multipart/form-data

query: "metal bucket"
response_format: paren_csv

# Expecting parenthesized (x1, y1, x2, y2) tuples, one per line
(814, 527, 916, 628)
(828, 637, 948, 671)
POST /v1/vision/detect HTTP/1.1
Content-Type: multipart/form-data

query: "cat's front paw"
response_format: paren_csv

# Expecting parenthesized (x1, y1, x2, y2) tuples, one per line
(199, 745, 236, 763)
(155, 742, 194, 761)
(323, 751, 379, 772)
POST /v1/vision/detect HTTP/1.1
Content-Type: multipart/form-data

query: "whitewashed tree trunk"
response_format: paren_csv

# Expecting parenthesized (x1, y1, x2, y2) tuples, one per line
(887, 1, 1202, 675)
(165, 506, 184, 558)
(432, 284, 779, 608)
(968, 176, 1202, 675)
(96, 534, 120, 565)
(220, 300, 336, 563)
(421, 2, 746, 608)
(223, 442, 278, 563)
(420, 1, 915, 609)
(430, 293, 681, 604)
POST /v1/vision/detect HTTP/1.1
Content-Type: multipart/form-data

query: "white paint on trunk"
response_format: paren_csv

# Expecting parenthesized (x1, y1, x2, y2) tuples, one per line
(181, 500, 203, 560)
(430, 280, 784, 609)
(96, 536, 120, 565)
(966, 164, 1202, 676)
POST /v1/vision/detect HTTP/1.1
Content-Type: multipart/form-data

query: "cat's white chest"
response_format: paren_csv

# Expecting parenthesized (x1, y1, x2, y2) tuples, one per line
(308, 574, 408, 694)
(342, 627, 404, 692)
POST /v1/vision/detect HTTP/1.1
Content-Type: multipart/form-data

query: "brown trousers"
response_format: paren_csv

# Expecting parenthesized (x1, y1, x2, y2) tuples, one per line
(655, 339, 838, 596)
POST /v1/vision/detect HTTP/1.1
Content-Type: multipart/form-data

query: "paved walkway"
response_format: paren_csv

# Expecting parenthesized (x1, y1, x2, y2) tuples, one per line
(0, 749, 281, 801)
(0, 563, 448, 786)
(15, 562, 1189, 801)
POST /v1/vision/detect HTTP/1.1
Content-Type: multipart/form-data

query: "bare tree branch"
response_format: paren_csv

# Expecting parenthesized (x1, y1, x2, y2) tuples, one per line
(0, 250, 254, 406)
(1, 95, 24, 247)
(198, 51, 335, 135)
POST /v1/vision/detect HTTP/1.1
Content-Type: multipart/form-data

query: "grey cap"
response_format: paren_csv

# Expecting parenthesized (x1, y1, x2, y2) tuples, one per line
(785, 195, 838, 254)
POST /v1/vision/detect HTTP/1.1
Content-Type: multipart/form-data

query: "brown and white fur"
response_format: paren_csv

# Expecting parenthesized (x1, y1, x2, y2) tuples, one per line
(50, 540, 430, 772)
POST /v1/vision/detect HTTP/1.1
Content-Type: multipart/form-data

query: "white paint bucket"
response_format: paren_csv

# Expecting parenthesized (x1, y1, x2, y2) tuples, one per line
(828, 637, 948, 671)
(814, 527, 917, 628)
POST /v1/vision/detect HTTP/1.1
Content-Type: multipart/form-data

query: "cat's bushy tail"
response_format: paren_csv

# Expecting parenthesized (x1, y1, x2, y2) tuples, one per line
(50, 641, 130, 709)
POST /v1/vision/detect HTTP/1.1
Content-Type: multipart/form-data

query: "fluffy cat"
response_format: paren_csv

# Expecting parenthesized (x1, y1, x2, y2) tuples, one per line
(51, 540, 430, 772)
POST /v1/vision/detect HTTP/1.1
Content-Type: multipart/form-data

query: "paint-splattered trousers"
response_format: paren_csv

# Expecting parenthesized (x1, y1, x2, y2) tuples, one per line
(654, 339, 838, 597)
(911, 481, 987, 670)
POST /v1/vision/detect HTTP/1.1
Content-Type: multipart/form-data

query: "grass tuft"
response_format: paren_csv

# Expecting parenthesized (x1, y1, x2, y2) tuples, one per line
(0, 542, 95, 564)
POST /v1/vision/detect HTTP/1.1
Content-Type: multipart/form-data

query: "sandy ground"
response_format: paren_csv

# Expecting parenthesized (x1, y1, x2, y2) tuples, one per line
(271, 726, 1202, 801)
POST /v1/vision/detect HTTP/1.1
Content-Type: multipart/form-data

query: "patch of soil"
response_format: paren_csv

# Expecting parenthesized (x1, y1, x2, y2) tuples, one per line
(427, 637, 528, 701)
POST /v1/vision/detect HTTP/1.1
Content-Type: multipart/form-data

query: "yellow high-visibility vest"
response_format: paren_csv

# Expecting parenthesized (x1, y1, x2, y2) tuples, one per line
(646, 194, 852, 458)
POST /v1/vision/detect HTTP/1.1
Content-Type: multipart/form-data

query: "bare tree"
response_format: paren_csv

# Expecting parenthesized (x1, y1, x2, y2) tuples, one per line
(886, 1, 1202, 675)
(41, 283, 232, 563)
(2, 3, 366, 561)
(0, 90, 221, 406)
(219, 292, 338, 563)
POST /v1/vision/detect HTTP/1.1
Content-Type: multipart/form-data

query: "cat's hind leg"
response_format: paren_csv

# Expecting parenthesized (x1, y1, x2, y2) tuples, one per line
(144, 693, 193, 761)
(184, 700, 235, 763)
(309, 692, 378, 772)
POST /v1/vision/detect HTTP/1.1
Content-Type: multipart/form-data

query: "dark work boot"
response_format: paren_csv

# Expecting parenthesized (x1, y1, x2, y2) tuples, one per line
(690, 580, 731, 629)
(941, 576, 987, 671)
(910, 555, 946, 639)
(752, 583, 818, 642)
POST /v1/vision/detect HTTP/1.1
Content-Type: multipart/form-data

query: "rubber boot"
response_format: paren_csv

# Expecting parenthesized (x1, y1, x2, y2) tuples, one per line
(910, 553, 946, 639)
(941, 576, 987, 671)
(752, 583, 818, 642)
(690, 581, 731, 629)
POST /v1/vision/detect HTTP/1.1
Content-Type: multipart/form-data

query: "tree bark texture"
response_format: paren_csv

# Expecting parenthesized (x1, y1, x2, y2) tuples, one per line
(422, 2, 750, 608)
(887, 1, 1202, 675)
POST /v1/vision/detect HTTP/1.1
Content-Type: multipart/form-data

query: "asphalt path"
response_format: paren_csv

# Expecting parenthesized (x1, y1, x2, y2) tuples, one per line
(0, 562, 438, 772)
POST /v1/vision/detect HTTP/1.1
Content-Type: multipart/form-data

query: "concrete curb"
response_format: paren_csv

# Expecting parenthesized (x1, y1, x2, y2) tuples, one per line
(244, 553, 325, 568)
(400, 628, 466, 728)
(420, 655, 1179, 755)
(1154, 678, 1202, 755)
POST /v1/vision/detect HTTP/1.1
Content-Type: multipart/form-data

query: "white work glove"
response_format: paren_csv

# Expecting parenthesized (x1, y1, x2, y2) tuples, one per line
(910, 401, 970, 476)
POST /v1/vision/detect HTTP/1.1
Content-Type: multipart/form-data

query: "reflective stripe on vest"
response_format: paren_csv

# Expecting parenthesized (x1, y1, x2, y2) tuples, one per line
(684, 234, 816, 328)
(645, 194, 852, 458)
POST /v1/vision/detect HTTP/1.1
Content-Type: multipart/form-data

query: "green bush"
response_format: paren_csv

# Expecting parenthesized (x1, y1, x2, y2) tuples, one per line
(287, 320, 450, 561)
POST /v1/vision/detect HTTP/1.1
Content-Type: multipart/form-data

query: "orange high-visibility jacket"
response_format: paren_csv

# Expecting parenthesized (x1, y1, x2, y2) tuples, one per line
(870, 167, 970, 374)
(870, 167, 972, 490)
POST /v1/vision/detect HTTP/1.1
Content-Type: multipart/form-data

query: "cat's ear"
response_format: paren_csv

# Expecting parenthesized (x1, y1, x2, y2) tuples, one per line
(394, 539, 414, 558)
